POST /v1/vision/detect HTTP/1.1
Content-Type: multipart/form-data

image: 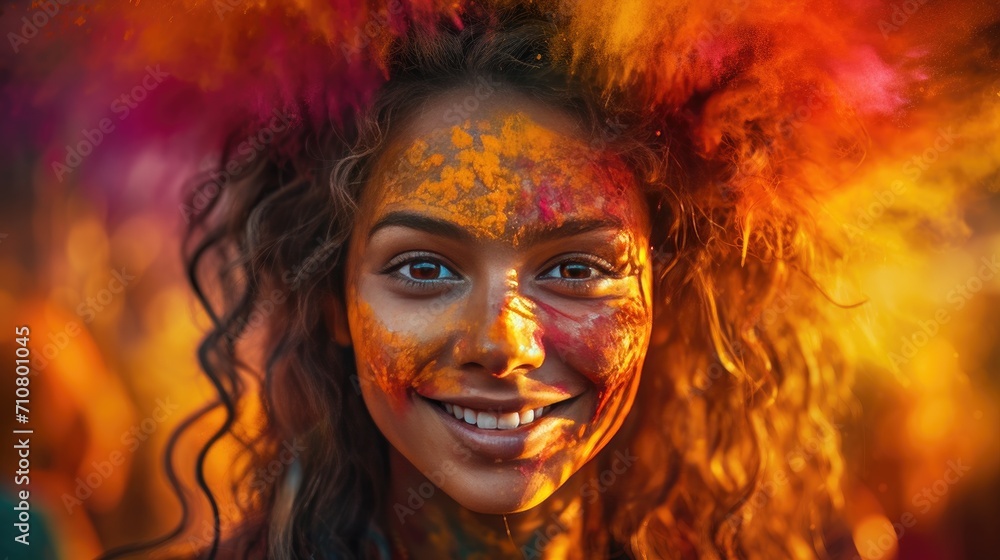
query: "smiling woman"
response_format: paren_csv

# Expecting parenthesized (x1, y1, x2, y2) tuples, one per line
(107, 3, 861, 560)
(317, 37, 665, 557)
(340, 90, 654, 521)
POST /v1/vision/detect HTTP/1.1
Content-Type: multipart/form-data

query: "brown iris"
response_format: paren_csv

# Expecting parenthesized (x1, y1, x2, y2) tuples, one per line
(558, 263, 593, 279)
(409, 260, 443, 280)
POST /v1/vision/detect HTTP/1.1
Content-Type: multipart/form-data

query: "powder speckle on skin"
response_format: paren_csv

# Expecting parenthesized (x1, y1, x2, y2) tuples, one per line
(380, 113, 621, 242)
(480, 134, 501, 154)
(404, 139, 429, 166)
(450, 125, 474, 149)
(351, 299, 422, 410)
(536, 189, 558, 223)
(425, 153, 445, 167)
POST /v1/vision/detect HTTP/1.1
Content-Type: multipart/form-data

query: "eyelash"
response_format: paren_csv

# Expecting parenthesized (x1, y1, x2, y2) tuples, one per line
(381, 251, 462, 292)
(380, 252, 623, 294)
(539, 254, 622, 295)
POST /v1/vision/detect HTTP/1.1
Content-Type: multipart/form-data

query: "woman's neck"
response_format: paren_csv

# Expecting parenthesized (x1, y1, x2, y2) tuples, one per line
(383, 450, 602, 559)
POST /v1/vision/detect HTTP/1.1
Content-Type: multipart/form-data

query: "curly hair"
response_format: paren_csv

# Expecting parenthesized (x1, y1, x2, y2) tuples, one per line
(111, 3, 859, 559)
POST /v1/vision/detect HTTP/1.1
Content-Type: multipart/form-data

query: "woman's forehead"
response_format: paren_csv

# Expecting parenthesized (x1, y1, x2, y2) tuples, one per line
(407, 86, 587, 142)
(363, 104, 648, 243)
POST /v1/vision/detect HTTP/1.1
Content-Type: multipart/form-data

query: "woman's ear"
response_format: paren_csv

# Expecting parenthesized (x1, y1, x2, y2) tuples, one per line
(324, 296, 352, 347)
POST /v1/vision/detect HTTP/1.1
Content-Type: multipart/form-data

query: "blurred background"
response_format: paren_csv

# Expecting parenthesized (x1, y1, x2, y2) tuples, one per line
(0, 0, 998, 559)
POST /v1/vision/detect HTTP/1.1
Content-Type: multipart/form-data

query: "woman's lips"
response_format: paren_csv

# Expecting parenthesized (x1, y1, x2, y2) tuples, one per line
(440, 400, 552, 430)
(418, 394, 579, 460)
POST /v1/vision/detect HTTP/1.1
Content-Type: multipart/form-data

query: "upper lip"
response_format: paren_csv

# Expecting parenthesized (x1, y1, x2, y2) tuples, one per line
(418, 393, 573, 413)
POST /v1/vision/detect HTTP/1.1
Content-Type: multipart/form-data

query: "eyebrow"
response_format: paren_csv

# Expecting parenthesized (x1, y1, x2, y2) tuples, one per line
(367, 210, 624, 245)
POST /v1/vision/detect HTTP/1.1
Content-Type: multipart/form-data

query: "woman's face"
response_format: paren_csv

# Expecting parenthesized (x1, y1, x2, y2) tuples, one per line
(335, 89, 653, 514)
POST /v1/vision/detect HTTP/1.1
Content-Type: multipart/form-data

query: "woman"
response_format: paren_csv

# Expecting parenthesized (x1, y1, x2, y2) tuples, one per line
(126, 4, 855, 559)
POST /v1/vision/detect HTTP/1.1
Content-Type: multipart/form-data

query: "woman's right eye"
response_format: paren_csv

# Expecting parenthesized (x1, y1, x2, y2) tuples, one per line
(382, 254, 462, 291)
(396, 259, 459, 281)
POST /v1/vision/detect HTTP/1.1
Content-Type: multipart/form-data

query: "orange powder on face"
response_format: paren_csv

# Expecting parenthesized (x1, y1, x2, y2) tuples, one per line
(351, 299, 423, 409)
(591, 297, 650, 413)
(479, 133, 502, 154)
(450, 125, 473, 149)
(403, 139, 445, 171)
(404, 139, 428, 166)
(424, 153, 445, 168)
(379, 114, 598, 240)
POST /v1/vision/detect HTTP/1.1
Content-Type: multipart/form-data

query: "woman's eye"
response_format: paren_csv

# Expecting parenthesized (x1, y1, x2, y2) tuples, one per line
(543, 262, 597, 280)
(541, 260, 615, 281)
(396, 259, 458, 281)
(537, 255, 625, 296)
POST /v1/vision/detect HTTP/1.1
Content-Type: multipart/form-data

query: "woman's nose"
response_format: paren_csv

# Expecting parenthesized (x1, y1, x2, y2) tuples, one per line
(452, 273, 545, 377)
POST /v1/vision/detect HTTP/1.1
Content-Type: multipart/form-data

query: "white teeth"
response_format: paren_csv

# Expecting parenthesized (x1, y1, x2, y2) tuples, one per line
(476, 412, 498, 429)
(497, 412, 519, 429)
(519, 408, 534, 424)
(438, 401, 554, 430)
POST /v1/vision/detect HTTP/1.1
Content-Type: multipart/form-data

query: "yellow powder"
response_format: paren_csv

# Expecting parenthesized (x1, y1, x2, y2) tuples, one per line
(450, 125, 474, 149)
(480, 134, 501, 153)
(422, 153, 445, 169)
(404, 139, 428, 166)
(384, 113, 598, 240)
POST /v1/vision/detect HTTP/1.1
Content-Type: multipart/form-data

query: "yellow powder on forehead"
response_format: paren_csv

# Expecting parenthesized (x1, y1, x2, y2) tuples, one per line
(480, 134, 501, 154)
(404, 139, 429, 166)
(424, 153, 445, 168)
(450, 125, 474, 149)
(499, 113, 558, 160)
(457, 143, 501, 189)
(401, 140, 445, 172)
(384, 113, 589, 238)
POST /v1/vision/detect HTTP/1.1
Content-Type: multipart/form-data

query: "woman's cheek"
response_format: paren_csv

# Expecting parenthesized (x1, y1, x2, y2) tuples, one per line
(545, 298, 651, 411)
(351, 297, 464, 409)
(350, 300, 426, 409)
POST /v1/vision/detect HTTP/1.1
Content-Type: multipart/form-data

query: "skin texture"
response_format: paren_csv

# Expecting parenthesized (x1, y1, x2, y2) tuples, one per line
(326, 88, 653, 557)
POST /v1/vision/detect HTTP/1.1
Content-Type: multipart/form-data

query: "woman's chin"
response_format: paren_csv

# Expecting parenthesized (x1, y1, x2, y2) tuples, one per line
(442, 476, 560, 516)
(451, 495, 550, 516)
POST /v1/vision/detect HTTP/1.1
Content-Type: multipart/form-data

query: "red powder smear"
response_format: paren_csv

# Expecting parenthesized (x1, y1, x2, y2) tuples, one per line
(697, 34, 743, 84)
(515, 451, 554, 481)
(829, 46, 907, 116)
(531, 299, 577, 323)
(533, 295, 647, 421)
(534, 183, 559, 223)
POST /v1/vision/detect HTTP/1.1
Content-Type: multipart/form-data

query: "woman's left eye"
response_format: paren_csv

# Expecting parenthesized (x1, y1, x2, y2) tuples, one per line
(539, 253, 622, 283)
(540, 262, 600, 280)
